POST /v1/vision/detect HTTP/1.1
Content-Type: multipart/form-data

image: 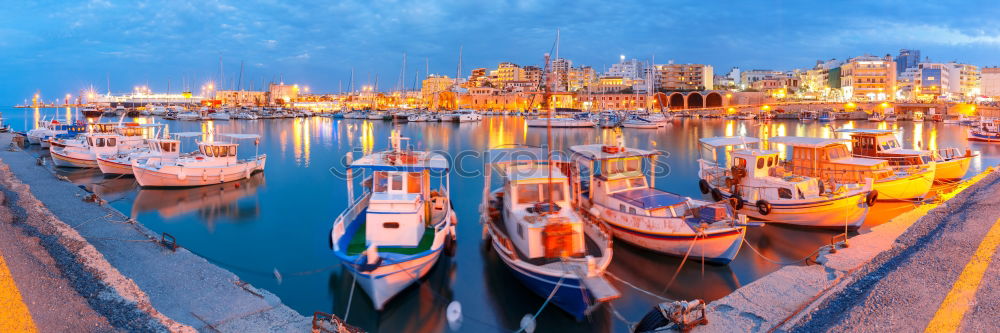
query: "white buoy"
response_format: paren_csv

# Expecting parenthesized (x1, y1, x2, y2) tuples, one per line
(446, 300, 462, 331)
(520, 314, 536, 333)
(273, 267, 283, 284)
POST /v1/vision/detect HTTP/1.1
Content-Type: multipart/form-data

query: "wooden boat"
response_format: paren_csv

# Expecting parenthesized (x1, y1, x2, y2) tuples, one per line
(98, 137, 180, 175)
(968, 118, 1000, 143)
(131, 133, 266, 187)
(570, 139, 746, 264)
(51, 133, 121, 168)
(481, 148, 619, 319)
(697, 137, 874, 229)
(769, 136, 933, 201)
(330, 130, 457, 310)
(837, 129, 973, 181)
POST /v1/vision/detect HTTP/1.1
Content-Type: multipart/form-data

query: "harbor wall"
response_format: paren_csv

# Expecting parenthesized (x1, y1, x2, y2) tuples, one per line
(693, 167, 1000, 332)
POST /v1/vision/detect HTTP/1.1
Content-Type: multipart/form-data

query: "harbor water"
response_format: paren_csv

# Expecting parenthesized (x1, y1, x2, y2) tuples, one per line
(6, 107, 1000, 332)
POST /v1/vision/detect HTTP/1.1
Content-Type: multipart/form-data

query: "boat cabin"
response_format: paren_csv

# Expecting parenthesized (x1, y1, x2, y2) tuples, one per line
(85, 134, 121, 154)
(838, 129, 933, 166)
(770, 136, 894, 184)
(196, 142, 239, 162)
(146, 139, 181, 157)
(730, 149, 822, 200)
(503, 165, 583, 259)
(570, 143, 689, 218)
(348, 132, 449, 249)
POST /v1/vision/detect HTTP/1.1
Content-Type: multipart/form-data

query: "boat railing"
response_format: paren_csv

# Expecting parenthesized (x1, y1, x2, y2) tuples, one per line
(777, 160, 893, 183)
(331, 195, 370, 251)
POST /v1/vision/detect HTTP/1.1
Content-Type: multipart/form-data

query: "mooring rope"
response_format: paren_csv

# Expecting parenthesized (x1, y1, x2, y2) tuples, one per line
(741, 237, 824, 266)
(661, 231, 702, 293)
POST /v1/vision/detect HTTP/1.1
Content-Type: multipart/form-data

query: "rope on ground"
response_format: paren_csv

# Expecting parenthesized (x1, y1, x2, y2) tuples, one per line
(741, 237, 825, 266)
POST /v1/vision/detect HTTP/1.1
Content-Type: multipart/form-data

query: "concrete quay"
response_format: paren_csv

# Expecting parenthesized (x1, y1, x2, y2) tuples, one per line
(0, 132, 311, 332)
(690, 167, 1000, 333)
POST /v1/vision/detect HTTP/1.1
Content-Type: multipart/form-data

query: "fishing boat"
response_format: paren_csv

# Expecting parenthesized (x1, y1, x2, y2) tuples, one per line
(569, 139, 746, 264)
(621, 117, 659, 129)
(367, 111, 388, 120)
(481, 147, 619, 319)
(798, 110, 818, 121)
(837, 129, 973, 181)
(329, 130, 457, 310)
(406, 114, 429, 122)
(769, 136, 933, 201)
(868, 112, 885, 122)
(737, 112, 756, 120)
(885, 111, 898, 122)
(50, 133, 122, 168)
(81, 105, 103, 118)
(97, 132, 180, 175)
(912, 111, 925, 122)
(968, 118, 1000, 142)
(209, 112, 231, 121)
(131, 133, 266, 187)
(177, 111, 203, 121)
(452, 109, 482, 122)
(697, 136, 874, 229)
(818, 111, 833, 122)
(26, 119, 68, 145)
(526, 112, 595, 128)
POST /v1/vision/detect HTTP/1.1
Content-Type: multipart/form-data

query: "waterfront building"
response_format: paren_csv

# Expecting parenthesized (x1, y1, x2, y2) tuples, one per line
(268, 83, 300, 105)
(895, 49, 921, 75)
(216, 90, 268, 106)
(468, 68, 488, 87)
(421, 75, 455, 99)
(653, 63, 714, 91)
(593, 77, 644, 94)
(523, 66, 543, 87)
(983, 67, 1000, 98)
(726, 67, 741, 86)
(566, 66, 596, 91)
(552, 58, 573, 91)
(606, 56, 646, 81)
(739, 69, 785, 90)
(914, 62, 981, 101)
(840, 54, 897, 101)
(90, 92, 203, 107)
(495, 62, 524, 88)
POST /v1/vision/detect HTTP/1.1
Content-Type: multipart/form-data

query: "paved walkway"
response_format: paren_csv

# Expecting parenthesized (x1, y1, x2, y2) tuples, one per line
(0, 248, 38, 332)
(0, 133, 310, 332)
(792, 174, 1000, 332)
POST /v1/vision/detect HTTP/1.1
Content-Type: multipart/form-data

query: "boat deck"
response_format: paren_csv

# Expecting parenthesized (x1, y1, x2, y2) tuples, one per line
(345, 206, 446, 256)
(489, 193, 602, 266)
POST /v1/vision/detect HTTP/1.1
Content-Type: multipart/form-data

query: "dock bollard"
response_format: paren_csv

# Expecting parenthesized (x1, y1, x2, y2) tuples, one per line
(160, 233, 177, 252)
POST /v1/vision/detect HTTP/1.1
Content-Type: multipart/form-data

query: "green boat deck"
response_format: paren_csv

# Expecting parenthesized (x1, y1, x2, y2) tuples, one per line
(346, 223, 436, 256)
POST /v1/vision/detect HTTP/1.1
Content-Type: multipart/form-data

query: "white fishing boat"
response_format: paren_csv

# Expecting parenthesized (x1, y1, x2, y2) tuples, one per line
(438, 113, 456, 122)
(209, 112, 231, 121)
(50, 133, 122, 168)
(453, 109, 482, 122)
(837, 129, 972, 181)
(367, 111, 388, 120)
(131, 133, 266, 187)
(480, 147, 620, 319)
(177, 111, 203, 121)
(968, 118, 1000, 142)
(798, 110, 818, 121)
(26, 119, 69, 145)
(330, 130, 457, 310)
(885, 111, 898, 122)
(406, 114, 428, 122)
(570, 139, 747, 264)
(97, 134, 180, 175)
(149, 105, 168, 115)
(697, 136, 874, 229)
(769, 136, 933, 201)
(621, 117, 659, 129)
(868, 113, 885, 122)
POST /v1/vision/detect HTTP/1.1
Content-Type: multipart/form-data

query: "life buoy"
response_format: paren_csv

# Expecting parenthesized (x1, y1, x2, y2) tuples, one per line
(756, 200, 772, 216)
(698, 179, 711, 194)
(730, 194, 744, 210)
(865, 190, 878, 207)
(710, 188, 724, 202)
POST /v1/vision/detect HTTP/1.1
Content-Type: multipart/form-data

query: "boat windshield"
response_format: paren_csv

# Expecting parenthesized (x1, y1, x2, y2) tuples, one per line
(516, 183, 565, 204)
(607, 177, 646, 193)
(825, 145, 850, 160)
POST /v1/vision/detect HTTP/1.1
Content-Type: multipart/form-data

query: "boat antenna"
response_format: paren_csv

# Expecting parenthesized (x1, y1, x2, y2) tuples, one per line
(543, 47, 555, 212)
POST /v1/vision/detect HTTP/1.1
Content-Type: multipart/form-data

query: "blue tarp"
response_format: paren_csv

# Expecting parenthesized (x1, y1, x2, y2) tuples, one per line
(611, 188, 685, 209)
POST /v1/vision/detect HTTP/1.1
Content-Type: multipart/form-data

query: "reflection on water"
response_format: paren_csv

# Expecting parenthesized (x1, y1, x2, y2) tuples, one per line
(132, 172, 265, 231)
(9, 108, 1000, 333)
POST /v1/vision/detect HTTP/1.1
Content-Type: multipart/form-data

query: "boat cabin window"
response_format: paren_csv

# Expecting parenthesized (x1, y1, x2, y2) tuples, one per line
(602, 158, 641, 177)
(734, 157, 747, 169)
(768, 156, 775, 167)
(516, 183, 565, 204)
(407, 173, 422, 194)
(160, 142, 177, 152)
(779, 188, 793, 199)
(826, 145, 849, 160)
(756, 158, 765, 169)
(373, 171, 413, 194)
(374, 172, 388, 192)
(382, 222, 399, 229)
(607, 177, 646, 193)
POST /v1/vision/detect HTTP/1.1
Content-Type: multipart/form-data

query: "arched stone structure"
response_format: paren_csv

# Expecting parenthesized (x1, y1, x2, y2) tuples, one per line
(705, 92, 724, 108)
(687, 93, 704, 109)
(669, 93, 686, 109)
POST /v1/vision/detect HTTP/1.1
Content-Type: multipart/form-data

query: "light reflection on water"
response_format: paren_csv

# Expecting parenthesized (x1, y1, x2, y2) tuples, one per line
(8, 107, 1000, 333)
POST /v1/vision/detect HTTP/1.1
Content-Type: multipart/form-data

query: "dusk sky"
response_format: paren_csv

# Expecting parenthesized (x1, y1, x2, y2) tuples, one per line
(4, 0, 1000, 103)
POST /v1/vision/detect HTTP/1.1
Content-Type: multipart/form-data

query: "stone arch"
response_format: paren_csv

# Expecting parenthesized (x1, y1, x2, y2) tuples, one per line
(705, 92, 724, 108)
(669, 92, 686, 109)
(687, 93, 704, 109)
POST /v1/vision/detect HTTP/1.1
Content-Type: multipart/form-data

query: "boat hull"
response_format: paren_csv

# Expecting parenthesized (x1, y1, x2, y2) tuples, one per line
(50, 149, 98, 168)
(590, 204, 744, 263)
(717, 189, 870, 229)
(490, 238, 594, 319)
(873, 169, 934, 200)
(132, 156, 266, 187)
(934, 157, 971, 181)
(342, 246, 444, 310)
(96, 156, 134, 175)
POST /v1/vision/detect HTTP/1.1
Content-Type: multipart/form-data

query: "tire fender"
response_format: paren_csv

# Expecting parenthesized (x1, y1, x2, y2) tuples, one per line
(865, 190, 878, 207)
(756, 200, 771, 216)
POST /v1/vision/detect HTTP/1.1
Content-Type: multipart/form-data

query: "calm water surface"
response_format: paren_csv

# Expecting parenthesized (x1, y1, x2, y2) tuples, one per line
(6, 107, 1000, 332)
